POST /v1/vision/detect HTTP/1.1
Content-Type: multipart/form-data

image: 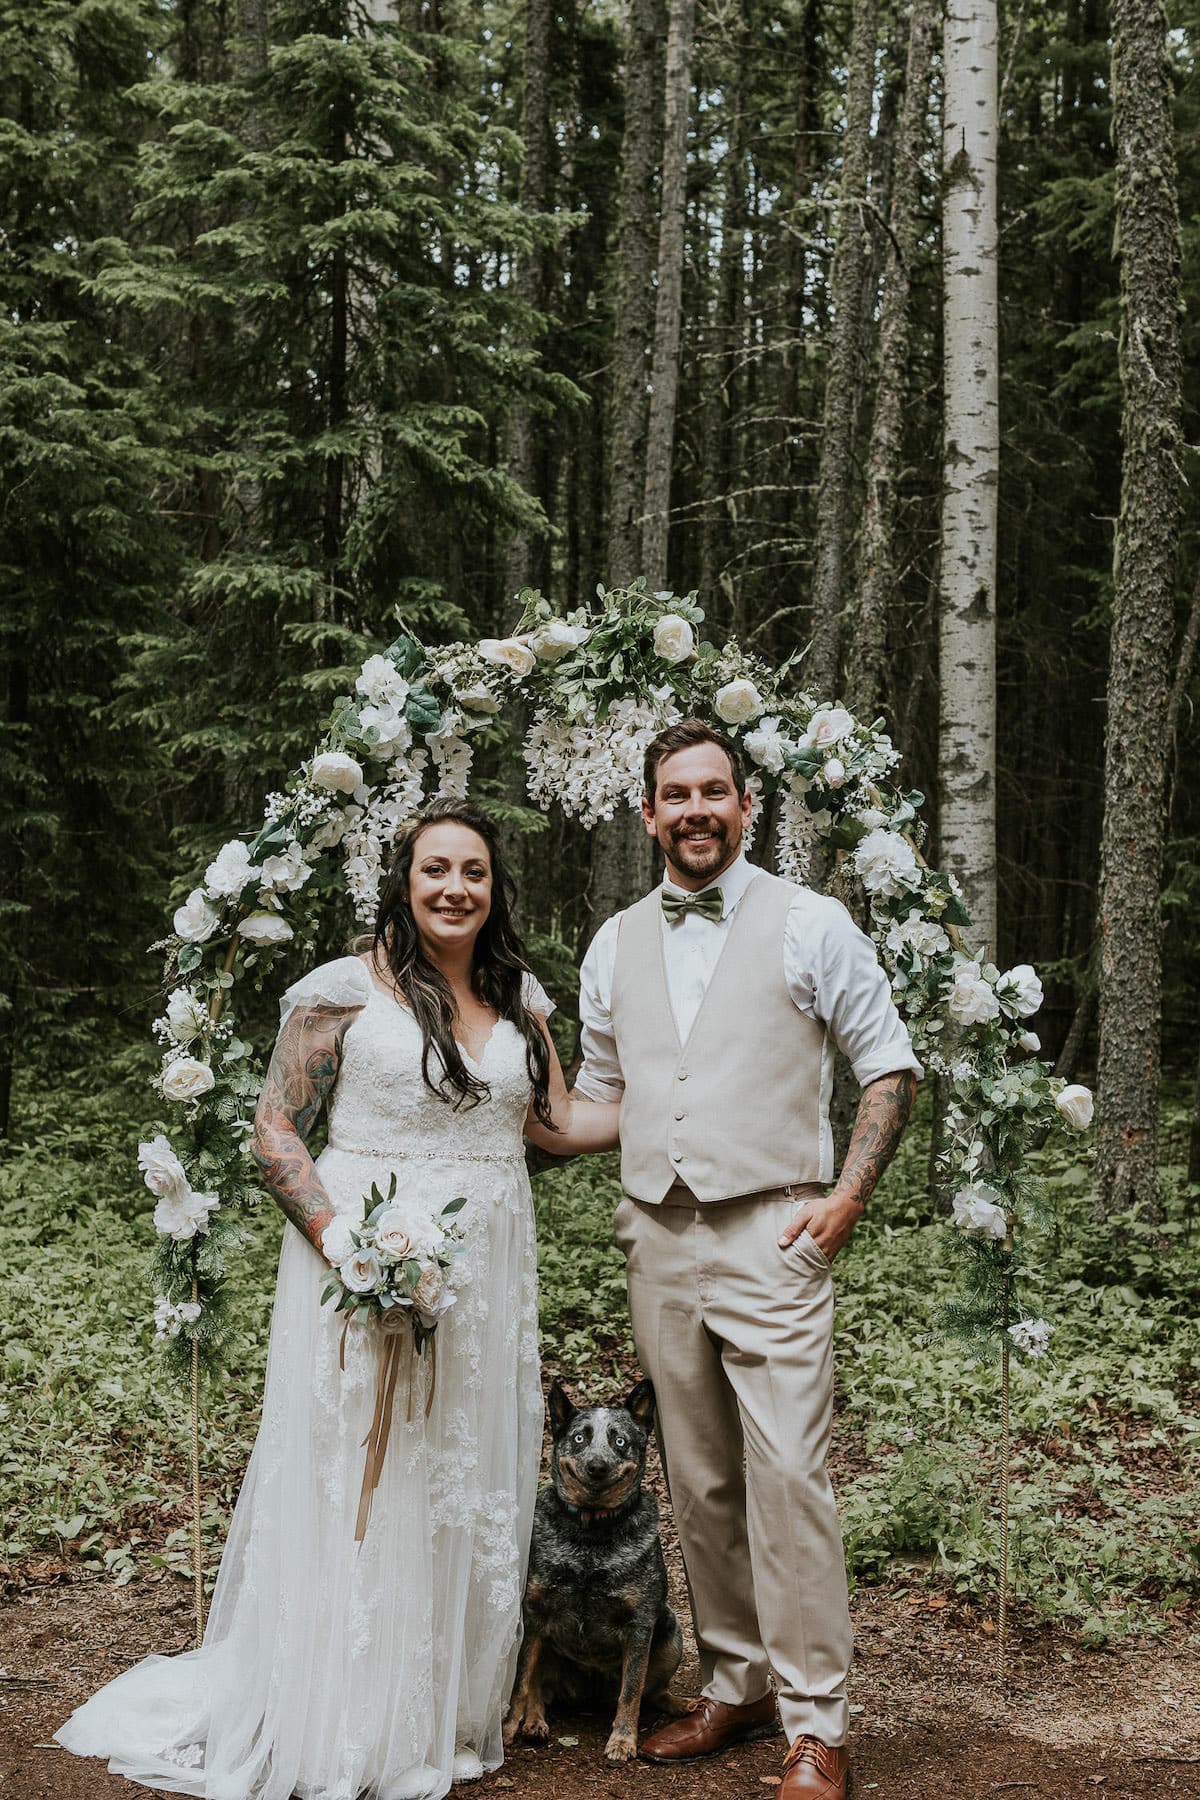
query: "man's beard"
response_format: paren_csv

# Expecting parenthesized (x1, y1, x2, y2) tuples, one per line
(665, 817, 736, 881)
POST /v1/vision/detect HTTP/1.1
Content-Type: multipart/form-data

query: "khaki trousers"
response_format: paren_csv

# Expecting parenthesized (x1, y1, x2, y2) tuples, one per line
(613, 1187, 852, 1748)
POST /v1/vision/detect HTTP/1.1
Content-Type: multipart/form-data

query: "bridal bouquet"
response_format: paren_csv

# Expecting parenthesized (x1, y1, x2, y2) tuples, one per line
(319, 1176, 469, 1543)
(319, 1174, 468, 1351)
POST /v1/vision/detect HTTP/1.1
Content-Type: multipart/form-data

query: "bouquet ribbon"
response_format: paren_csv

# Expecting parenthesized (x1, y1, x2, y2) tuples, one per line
(342, 1313, 438, 1545)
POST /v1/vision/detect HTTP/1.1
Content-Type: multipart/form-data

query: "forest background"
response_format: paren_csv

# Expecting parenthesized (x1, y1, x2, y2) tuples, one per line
(2, 0, 1200, 1736)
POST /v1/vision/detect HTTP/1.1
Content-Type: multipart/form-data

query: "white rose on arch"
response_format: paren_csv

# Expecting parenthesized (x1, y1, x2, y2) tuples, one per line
(802, 706, 855, 751)
(714, 678, 764, 726)
(853, 827, 922, 899)
(165, 988, 208, 1045)
(311, 751, 364, 795)
(138, 1135, 190, 1202)
(951, 1183, 1009, 1240)
(161, 1055, 216, 1103)
(1055, 1083, 1094, 1132)
(153, 1184, 220, 1242)
(238, 911, 295, 946)
(174, 888, 219, 943)
(355, 654, 409, 709)
(742, 716, 788, 775)
(529, 620, 588, 662)
(204, 839, 259, 901)
(996, 963, 1044, 1019)
(457, 681, 503, 714)
(652, 615, 696, 664)
(946, 958, 1002, 1027)
(479, 637, 536, 678)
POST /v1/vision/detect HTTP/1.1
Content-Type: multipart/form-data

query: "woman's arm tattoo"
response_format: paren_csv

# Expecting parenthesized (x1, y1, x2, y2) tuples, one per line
(836, 1069, 917, 1209)
(251, 1009, 351, 1253)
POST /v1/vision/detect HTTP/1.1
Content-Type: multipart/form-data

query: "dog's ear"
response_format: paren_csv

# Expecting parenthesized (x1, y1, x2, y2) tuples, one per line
(548, 1379, 577, 1436)
(624, 1378, 656, 1431)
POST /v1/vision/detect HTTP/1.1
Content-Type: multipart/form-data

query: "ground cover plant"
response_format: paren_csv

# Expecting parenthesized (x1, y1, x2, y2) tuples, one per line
(3, 1059, 1197, 1643)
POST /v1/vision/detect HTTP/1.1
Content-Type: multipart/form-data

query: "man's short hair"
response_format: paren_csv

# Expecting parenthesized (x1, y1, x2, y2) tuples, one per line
(643, 718, 747, 805)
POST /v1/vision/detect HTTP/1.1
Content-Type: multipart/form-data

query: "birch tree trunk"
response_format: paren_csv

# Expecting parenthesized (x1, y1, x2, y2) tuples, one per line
(845, 0, 937, 720)
(641, 0, 696, 589)
(806, 0, 878, 701)
(1094, 0, 1183, 1221)
(938, 0, 999, 953)
(607, 0, 663, 584)
(504, 0, 554, 599)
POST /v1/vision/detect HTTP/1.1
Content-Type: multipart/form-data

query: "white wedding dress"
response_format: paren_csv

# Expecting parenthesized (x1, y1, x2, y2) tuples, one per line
(57, 957, 547, 1800)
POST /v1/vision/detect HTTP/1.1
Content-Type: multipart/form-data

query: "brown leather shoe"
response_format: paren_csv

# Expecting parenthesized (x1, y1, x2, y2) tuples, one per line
(639, 1692, 778, 1762)
(777, 1734, 850, 1799)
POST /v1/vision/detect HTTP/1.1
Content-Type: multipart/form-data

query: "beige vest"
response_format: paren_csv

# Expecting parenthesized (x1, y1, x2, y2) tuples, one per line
(611, 871, 826, 1204)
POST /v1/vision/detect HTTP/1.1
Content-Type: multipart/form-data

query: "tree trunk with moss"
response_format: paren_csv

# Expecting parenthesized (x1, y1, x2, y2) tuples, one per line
(1094, 0, 1183, 1221)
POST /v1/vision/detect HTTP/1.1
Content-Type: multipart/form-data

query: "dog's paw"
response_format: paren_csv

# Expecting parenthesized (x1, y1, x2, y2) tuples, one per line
(604, 1728, 638, 1764)
(503, 1708, 550, 1747)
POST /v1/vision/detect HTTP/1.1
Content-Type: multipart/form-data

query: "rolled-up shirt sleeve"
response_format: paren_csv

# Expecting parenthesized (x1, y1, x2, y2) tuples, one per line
(786, 891, 923, 1087)
(574, 916, 626, 1102)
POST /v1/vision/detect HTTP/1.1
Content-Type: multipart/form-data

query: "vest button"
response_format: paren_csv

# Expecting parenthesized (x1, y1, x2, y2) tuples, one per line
(674, 1109, 685, 1121)
(677, 1069, 689, 1081)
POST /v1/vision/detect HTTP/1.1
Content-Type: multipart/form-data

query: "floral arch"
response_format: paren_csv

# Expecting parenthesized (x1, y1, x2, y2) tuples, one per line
(141, 582, 1091, 1381)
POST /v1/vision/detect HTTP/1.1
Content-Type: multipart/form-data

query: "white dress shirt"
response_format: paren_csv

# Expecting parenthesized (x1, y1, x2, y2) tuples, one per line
(575, 852, 921, 1182)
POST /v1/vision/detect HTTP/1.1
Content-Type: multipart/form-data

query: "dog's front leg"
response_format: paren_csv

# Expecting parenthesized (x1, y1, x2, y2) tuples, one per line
(604, 1630, 654, 1764)
(503, 1630, 550, 1747)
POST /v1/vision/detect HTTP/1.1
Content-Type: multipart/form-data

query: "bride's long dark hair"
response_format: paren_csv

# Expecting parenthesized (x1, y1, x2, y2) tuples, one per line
(370, 801, 555, 1129)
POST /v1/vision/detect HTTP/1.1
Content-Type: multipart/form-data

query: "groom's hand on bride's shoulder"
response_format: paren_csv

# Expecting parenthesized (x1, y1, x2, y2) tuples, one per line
(777, 1189, 865, 1263)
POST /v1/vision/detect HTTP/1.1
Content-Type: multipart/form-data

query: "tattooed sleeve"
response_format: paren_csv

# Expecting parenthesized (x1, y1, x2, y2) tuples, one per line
(250, 1003, 361, 1254)
(837, 1068, 917, 1209)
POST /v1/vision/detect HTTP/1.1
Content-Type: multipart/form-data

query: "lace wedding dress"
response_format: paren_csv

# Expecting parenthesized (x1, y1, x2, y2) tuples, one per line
(56, 956, 547, 1800)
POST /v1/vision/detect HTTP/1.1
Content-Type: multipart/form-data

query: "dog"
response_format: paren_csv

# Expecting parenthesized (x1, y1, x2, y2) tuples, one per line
(503, 1376, 685, 1763)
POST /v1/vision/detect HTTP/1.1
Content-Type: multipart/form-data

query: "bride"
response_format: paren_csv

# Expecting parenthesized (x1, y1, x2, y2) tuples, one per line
(56, 800, 618, 1800)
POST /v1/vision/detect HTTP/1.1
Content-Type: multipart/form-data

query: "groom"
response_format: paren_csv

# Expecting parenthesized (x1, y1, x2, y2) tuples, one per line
(574, 719, 920, 1800)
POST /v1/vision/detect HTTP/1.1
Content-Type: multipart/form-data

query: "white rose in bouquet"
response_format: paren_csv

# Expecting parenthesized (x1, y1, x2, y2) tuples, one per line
(714, 678, 764, 726)
(412, 1266, 457, 1329)
(1017, 1030, 1041, 1053)
(822, 757, 847, 788)
(166, 988, 208, 1045)
(1055, 1083, 1094, 1131)
(457, 682, 503, 714)
(652, 615, 696, 664)
(174, 888, 219, 943)
(161, 1055, 216, 1103)
(374, 1208, 415, 1263)
(853, 827, 922, 898)
(355, 654, 409, 709)
(530, 620, 587, 662)
(312, 751, 364, 794)
(154, 1184, 219, 1242)
(238, 911, 295, 946)
(341, 1248, 383, 1295)
(951, 1183, 1009, 1240)
(138, 1135, 189, 1201)
(802, 706, 855, 750)
(479, 637, 536, 677)
(946, 958, 1001, 1027)
(997, 963, 1044, 1019)
(204, 839, 259, 901)
(321, 1214, 361, 1265)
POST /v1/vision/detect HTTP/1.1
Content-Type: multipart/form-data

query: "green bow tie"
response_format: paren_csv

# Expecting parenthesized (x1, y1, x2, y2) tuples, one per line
(662, 887, 725, 924)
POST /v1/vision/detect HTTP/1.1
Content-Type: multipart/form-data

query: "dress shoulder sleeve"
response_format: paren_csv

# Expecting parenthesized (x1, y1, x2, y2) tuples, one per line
(278, 956, 374, 1026)
(521, 970, 556, 1019)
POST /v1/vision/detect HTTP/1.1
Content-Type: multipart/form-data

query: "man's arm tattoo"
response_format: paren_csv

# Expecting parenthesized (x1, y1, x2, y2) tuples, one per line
(251, 1010, 349, 1253)
(836, 1069, 917, 1209)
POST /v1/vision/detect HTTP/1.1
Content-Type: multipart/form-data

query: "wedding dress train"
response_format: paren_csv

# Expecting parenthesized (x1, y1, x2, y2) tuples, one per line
(56, 957, 546, 1800)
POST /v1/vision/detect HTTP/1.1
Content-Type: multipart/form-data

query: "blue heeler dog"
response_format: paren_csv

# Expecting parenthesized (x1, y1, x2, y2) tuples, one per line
(503, 1377, 685, 1763)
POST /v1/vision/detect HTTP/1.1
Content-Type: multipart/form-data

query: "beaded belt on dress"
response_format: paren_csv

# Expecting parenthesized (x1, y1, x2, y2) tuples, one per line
(326, 1137, 523, 1166)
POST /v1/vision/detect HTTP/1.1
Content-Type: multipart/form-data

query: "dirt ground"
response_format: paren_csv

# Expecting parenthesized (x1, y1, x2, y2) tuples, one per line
(3, 1562, 1199, 1800)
